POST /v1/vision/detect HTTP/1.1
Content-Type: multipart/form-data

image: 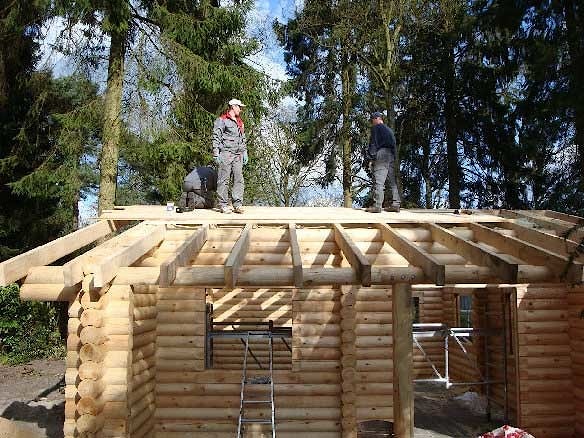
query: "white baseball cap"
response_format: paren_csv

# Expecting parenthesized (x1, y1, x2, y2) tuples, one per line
(228, 98, 246, 107)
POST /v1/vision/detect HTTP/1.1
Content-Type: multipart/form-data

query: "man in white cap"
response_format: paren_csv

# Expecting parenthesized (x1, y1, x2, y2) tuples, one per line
(212, 98, 248, 214)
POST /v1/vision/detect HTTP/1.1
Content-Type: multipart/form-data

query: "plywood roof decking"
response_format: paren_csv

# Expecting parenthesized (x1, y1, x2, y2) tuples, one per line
(2, 207, 583, 297)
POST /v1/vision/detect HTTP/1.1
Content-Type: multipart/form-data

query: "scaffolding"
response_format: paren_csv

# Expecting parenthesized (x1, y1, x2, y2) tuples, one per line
(412, 322, 509, 422)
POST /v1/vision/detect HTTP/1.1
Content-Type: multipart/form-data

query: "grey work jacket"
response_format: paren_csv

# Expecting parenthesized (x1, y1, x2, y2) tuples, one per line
(212, 114, 246, 155)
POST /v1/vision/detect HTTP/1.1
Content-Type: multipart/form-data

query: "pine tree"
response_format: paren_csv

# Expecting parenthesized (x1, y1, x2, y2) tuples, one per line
(0, 2, 100, 259)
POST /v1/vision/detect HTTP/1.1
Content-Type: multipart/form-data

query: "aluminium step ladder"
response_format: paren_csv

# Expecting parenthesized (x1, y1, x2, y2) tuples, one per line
(237, 331, 276, 438)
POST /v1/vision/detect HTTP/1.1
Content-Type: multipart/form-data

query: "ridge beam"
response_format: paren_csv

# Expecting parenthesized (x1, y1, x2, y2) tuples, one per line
(468, 222, 583, 283)
(426, 223, 518, 283)
(160, 225, 209, 287)
(334, 224, 371, 287)
(376, 223, 445, 285)
(289, 223, 304, 287)
(225, 223, 252, 289)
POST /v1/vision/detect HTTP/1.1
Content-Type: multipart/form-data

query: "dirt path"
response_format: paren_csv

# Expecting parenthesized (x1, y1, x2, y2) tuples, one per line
(0, 361, 503, 438)
(0, 359, 65, 438)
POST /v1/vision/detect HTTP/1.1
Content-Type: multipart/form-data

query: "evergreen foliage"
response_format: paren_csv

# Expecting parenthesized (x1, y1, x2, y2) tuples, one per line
(0, 285, 65, 365)
(276, 0, 584, 213)
(0, 2, 100, 260)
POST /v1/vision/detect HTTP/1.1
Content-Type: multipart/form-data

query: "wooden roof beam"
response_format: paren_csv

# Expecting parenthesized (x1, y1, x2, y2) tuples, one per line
(498, 221, 581, 259)
(0, 220, 123, 286)
(542, 209, 584, 225)
(376, 223, 445, 285)
(224, 223, 252, 289)
(500, 209, 577, 237)
(87, 223, 166, 287)
(289, 223, 304, 287)
(333, 224, 371, 286)
(426, 223, 518, 283)
(159, 225, 209, 287)
(63, 222, 165, 287)
(468, 222, 583, 283)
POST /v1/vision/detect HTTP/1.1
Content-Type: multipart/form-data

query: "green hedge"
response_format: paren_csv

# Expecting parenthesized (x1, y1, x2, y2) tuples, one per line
(0, 284, 65, 364)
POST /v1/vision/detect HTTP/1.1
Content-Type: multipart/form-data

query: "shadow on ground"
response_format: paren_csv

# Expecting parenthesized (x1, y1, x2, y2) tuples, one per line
(414, 383, 504, 438)
(1, 401, 64, 438)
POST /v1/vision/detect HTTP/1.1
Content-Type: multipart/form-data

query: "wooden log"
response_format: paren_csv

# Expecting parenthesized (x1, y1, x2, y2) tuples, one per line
(134, 319, 157, 335)
(133, 293, 157, 307)
(78, 378, 106, 398)
(157, 323, 205, 336)
(80, 326, 108, 345)
(157, 311, 205, 324)
(157, 336, 205, 348)
(133, 306, 158, 320)
(393, 283, 413, 438)
(157, 301, 204, 312)
(76, 413, 105, 434)
(130, 379, 156, 405)
(80, 308, 104, 327)
(19, 282, 81, 301)
(79, 361, 104, 380)
(76, 396, 104, 415)
(157, 287, 205, 300)
(155, 407, 341, 420)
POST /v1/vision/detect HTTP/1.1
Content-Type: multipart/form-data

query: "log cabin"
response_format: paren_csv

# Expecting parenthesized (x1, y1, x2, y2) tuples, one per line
(0, 206, 583, 438)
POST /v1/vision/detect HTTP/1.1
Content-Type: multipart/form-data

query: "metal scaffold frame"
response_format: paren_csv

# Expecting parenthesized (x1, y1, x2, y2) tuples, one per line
(412, 321, 509, 423)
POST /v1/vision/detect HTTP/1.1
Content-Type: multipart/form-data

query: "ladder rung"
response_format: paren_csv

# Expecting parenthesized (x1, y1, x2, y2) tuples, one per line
(243, 400, 271, 404)
(242, 419, 272, 424)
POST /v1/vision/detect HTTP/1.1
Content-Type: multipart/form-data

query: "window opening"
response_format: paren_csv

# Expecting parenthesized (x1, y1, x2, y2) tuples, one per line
(412, 296, 420, 323)
(457, 294, 472, 328)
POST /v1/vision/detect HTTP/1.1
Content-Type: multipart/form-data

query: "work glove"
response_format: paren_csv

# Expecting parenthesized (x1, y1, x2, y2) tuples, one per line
(243, 150, 249, 166)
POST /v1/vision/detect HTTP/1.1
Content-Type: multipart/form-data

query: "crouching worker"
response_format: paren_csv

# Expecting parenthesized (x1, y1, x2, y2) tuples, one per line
(178, 166, 218, 210)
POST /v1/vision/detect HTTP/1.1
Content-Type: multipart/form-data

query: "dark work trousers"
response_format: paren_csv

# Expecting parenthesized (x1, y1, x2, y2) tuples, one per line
(373, 148, 400, 208)
(217, 150, 244, 209)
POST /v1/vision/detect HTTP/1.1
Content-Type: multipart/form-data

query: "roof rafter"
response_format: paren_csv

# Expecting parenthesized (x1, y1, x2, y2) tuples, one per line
(334, 224, 371, 287)
(468, 222, 583, 283)
(0, 220, 123, 287)
(426, 223, 518, 283)
(63, 222, 166, 287)
(160, 225, 209, 287)
(225, 223, 253, 289)
(377, 223, 445, 285)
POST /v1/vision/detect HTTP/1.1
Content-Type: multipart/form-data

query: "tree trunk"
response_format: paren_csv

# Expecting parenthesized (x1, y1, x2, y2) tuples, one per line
(98, 30, 127, 215)
(444, 39, 461, 209)
(385, 90, 402, 207)
(0, 46, 7, 111)
(422, 134, 432, 208)
(341, 54, 354, 208)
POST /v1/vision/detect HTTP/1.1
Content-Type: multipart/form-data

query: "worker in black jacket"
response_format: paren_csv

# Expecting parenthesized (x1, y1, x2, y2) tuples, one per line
(366, 112, 401, 212)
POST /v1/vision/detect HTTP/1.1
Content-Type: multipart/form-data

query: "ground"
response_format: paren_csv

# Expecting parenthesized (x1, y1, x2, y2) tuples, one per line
(0, 361, 503, 437)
